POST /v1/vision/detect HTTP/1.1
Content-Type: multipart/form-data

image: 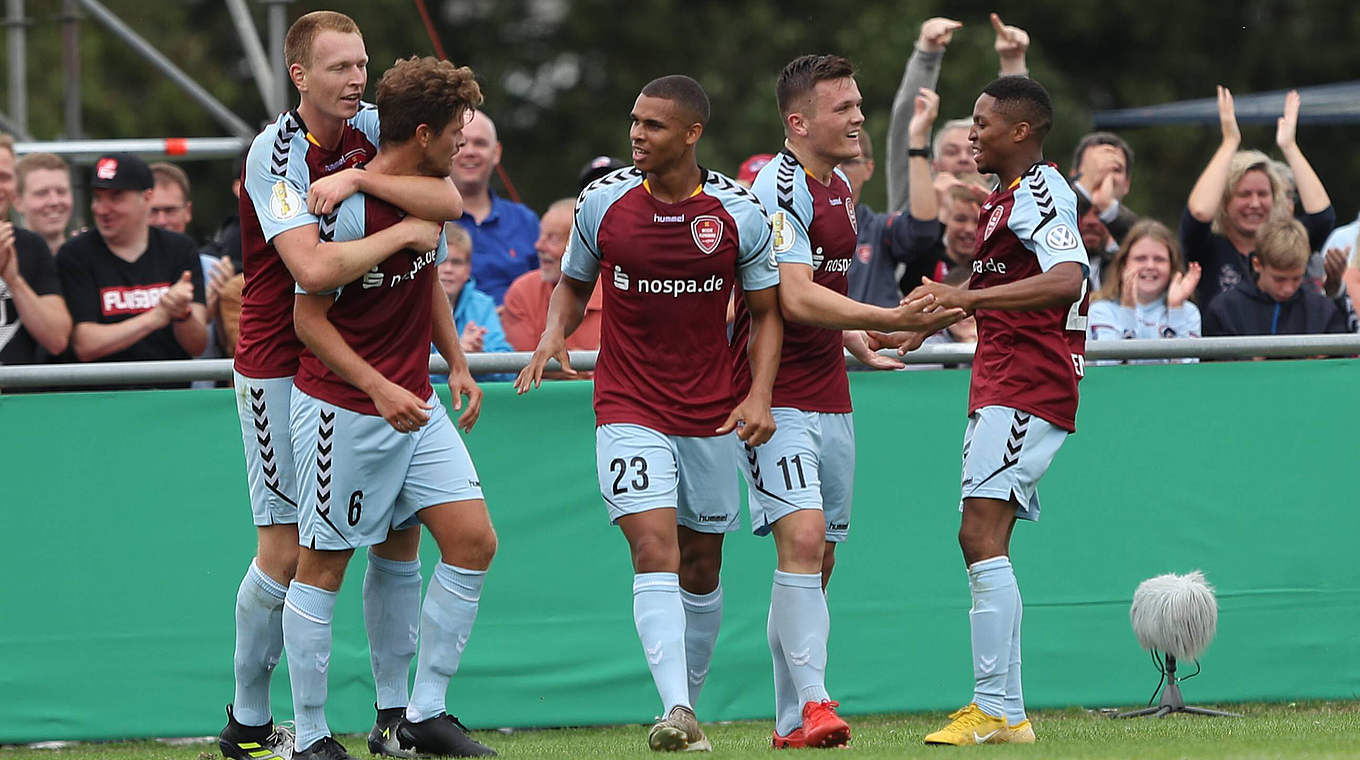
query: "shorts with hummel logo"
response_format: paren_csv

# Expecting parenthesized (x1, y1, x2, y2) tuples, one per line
(234, 372, 300, 526)
(290, 387, 483, 550)
(959, 405, 1067, 521)
(595, 424, 740, 533)
(738, 408, 854, 542)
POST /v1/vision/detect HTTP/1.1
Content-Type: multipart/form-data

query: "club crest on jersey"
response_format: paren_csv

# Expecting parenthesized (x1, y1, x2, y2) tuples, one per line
(845, 197, 858, 234)
(984, 205, 1005, 240)
(691, 215, 722, 255)
(271, 180, 303, 221)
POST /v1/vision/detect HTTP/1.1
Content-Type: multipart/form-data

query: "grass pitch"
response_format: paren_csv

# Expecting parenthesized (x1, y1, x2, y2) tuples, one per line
(3, 702, 1356, 759)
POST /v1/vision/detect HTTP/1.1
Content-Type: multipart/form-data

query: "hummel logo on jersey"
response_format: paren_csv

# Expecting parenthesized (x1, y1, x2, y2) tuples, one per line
(611, 266, 725, 298)
(697, 513, 729, 523)
(322, 148, 368, 173)
(829, 197, 843, 206)
(973, 258, 1007, 275)
(653, 213, 684, 223)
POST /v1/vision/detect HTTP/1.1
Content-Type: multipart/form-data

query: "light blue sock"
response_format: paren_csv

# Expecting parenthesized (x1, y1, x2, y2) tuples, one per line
(768, 599, 802, 737)
(407, 563, 484, 723)
(680, 585, 722, 708)
(633, 572, 691, 714)
(1003, 576, 1027, 725)
(968, 556, 1016, 719)
(282, 582, 337, 752)
(232, 561, 287, 727)
(771, 570, 831, 706)
(364, 552, 422, 710)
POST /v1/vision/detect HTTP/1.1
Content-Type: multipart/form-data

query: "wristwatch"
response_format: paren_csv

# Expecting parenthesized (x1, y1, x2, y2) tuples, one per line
(907, 147, 931, 159)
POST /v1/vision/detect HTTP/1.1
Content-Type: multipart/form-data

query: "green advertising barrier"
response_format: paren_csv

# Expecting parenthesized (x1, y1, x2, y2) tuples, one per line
(1, 360, 1357, 742)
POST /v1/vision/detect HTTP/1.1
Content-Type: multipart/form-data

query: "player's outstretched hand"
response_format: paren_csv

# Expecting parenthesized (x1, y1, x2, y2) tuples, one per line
(373, 380, 434, 434)
(911, 277, 974, 313)
(908, 88, 941, 145)
(514, 331, 575, 394)
(894, 289, 967, 331)
(307, 168, 362, 216)
(845, 329, 905, 370)
(447, 369, 483, 433)
(867, 329, 932, 356)
(717, 394, 776, 446)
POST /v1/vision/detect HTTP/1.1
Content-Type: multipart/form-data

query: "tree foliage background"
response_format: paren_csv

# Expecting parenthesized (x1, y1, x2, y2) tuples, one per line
(7, 0, 1360, 242)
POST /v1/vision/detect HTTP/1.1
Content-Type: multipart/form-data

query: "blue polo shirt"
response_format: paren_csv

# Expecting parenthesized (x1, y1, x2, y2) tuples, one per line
(454, 189, 540, 304)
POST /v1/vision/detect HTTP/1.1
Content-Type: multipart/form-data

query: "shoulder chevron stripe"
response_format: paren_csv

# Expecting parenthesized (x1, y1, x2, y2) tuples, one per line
(577, 166, 640, 213)
(775, 155, 798, 213)
(1024, 165, 1059, 233)
(269, 114, 302, 178)
(318, 212, 338, 242)
(706, 171, 767, 214)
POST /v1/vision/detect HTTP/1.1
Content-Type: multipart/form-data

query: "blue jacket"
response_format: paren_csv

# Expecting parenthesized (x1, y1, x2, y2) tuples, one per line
(432, 280, 513, 383)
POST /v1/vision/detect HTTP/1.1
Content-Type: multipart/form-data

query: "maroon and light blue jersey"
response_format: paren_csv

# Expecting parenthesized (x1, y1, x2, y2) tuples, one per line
(969, 162, 1089, 432)
(235, 105, 380, 379)
(562, 166, 779, 437)
(733, 150, 857, 414)
(293, 193, 448, 417)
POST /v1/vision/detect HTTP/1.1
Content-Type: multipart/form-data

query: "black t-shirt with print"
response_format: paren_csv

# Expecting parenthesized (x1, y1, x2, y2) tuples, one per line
(0, 228, 63, 365)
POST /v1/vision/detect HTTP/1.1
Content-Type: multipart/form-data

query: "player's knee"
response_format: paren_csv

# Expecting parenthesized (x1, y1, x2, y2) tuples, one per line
(678, 550, 721, 593)
(256, 544, 298, 585)
(629, 535, 680, 574)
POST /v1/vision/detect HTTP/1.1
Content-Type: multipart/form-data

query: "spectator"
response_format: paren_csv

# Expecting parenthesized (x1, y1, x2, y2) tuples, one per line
(14, 152, 73, 255)
(578, 155, 628, 192)
(1183, 87, 1335, 307)
(1322, 212, 1360, 330)
(434, 224, 511, 382)
(1272, 158, 1349, 303)
(502, 197, 603, 354)
(1203, 218, 1346, 337)
(1087, 220, 1201, 363)
(735, 154, 774, 189)
(451, 111, 540, 304)
(1069, 132, 1137, 289)
(148, 162, 194, 236)
(202, 150, 249, 356)
(57, 153, 206, 381)
(0, 135, 72, 365)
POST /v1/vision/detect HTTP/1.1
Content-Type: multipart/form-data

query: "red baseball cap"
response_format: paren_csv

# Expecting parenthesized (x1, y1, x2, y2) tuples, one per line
(737, 154, 775, 186)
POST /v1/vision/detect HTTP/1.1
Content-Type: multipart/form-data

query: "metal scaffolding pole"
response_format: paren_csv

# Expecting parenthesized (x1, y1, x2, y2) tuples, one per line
(75, 0, 254, 138)
(61, 0, 80, 139)
(262, 0, 291, 117)
(15, 137, 247, 160)
(225, 0, 281, 116)
(4, 0, 27, 136)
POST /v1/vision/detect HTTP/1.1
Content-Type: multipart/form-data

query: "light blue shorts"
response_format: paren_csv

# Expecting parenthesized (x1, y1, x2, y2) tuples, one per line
(959, 405, 1068, 521)
(738, 408, 854, 542)
(595, 424, 740, 534)
(234, 372, 299, 526)
(290, 388, 484, 550)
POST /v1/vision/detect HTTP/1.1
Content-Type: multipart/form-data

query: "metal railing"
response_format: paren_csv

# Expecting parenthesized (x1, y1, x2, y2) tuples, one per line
(1, 335, 1357, 390)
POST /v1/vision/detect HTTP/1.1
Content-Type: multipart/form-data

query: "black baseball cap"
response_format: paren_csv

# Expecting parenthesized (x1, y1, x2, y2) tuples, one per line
(578, 155, 628, 191)
(91, 152, 154, 191)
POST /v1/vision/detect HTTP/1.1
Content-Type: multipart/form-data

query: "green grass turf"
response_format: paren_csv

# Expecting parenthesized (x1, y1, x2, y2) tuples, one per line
(3, 702, 1357, 759)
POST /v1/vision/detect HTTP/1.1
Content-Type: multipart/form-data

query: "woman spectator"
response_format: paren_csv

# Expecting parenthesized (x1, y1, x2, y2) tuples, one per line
(1181, 87, 1334, 308)
(1088, 220, 1200, 363)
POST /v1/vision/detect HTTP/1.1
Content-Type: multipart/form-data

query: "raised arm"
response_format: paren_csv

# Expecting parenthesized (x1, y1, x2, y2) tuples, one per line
(1276, 89, 1330, 215)
(307, 168, 464, 221)
(991, 13, 1030, 76)
(1187, 86, 1241, 223)
(907, 89, 941, 223)
(886, 17, 956, 212)
(275, 216, 442, 294)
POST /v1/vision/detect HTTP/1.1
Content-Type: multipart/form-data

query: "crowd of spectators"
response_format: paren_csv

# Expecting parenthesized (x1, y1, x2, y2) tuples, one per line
(1, 14, 1357, 390)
